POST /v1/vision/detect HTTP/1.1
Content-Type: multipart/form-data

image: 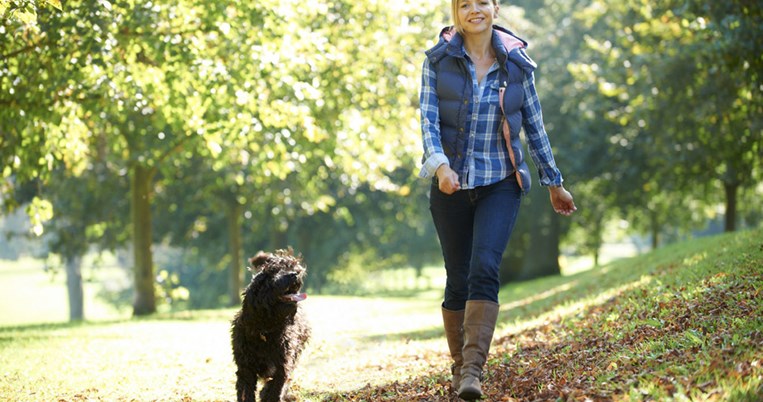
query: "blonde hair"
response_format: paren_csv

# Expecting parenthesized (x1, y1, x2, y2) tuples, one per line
(451, 0, 500, 34)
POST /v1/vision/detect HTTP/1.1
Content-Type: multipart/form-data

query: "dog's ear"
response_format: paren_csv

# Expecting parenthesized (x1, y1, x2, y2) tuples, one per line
(247, 251, 271, 272)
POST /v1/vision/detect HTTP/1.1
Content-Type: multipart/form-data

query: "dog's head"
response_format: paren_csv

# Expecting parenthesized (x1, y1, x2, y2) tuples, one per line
(242, 249, 307, 318)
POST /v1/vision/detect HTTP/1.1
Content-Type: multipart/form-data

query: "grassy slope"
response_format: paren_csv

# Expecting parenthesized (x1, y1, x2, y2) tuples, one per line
(325, 228, 763, 401)
(0, 228, 761, 401)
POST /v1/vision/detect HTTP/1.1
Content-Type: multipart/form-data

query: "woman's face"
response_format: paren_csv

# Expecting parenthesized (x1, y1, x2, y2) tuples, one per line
(456, 0, 498, 35)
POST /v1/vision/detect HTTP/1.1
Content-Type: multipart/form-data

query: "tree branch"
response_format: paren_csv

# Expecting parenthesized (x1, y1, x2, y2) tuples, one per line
(155, 135, 189, 166)
(0, 35, 49, 59)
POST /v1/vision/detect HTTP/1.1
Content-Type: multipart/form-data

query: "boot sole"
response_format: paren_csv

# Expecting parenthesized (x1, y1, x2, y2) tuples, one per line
(458, 388, 481, 400)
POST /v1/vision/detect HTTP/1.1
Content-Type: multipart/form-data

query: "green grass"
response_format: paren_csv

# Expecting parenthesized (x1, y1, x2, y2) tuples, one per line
(0, 257, 129, 325)
(483, 228, 763, 401)
(1, 228, 761, 401)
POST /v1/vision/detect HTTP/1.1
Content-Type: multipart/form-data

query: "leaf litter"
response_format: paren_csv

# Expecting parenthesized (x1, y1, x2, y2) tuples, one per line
(318, 237, 763, 401)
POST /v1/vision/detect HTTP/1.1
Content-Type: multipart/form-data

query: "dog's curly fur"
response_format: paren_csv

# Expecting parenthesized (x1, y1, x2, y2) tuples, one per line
(231, 249, 311, 402)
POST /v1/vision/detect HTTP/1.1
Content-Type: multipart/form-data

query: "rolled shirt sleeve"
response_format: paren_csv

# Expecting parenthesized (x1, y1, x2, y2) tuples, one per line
(418, 58, 449, 179)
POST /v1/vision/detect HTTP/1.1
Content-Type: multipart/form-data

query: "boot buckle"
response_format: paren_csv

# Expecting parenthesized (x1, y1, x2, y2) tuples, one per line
(451, 363, 460, 375)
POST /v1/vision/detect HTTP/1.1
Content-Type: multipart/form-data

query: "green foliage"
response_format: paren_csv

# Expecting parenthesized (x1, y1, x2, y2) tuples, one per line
(509, 0, 762, 261)
(154, 268, 190, 309)
(2, 0, 761, 313)
(567, 0, 762, 237)
(1, 0, 450, 312)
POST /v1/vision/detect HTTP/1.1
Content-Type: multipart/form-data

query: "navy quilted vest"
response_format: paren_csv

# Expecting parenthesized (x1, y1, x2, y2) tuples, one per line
(425, 25, 536, 193)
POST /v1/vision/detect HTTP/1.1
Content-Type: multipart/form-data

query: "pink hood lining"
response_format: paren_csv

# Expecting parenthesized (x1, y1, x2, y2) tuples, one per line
(441, 26, 525, 54)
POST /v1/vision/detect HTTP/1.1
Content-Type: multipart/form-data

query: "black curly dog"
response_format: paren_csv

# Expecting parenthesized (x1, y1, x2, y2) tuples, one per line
(231, 249, 311, 402)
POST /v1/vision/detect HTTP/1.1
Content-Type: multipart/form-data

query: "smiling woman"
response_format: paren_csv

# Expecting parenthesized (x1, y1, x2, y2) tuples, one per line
(418, 0, 577, 399)
(452, 0, 499, 36)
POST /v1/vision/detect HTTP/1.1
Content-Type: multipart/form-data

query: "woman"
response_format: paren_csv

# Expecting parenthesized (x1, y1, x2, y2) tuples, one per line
(418, 0, 576, 399)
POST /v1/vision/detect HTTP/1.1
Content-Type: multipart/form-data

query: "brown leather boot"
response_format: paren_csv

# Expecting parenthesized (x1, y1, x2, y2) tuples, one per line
(442, 307, 465, 391)
(458, 300, 499, 400)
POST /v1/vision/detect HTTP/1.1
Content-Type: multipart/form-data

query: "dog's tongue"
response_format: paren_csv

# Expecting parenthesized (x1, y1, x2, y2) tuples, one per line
(285, 293, 307, 302)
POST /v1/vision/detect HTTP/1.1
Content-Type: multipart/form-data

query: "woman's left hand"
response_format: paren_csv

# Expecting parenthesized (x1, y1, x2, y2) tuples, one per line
(548, 186, 577, 216)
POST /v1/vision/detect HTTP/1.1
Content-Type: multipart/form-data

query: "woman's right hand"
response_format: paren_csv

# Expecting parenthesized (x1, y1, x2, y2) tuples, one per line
(436, 164, 461, 195)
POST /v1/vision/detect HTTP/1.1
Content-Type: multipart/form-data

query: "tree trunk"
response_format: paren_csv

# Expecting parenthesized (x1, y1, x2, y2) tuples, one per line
(65, 255, 84, 321)
(650, 211, 659, 250)
(591, 214, 603, 268)
(521, 197, 560, 279)
(723, 181, 737, 232)
(227, 201, 243, 306)
(131, 164, 156, 316)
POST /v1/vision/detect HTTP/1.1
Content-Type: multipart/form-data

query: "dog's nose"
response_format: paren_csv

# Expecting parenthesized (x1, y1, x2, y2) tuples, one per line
(280, 272, 300, 285)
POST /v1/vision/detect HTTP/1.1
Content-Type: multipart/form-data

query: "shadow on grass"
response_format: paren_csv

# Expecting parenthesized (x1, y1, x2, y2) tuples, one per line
(352, 229, 762, 371)
(0, 319, 124, 333)
(0, 307, 236, 340)
(358, 261, 651, 347)
(360, 252, 660, 345)
(305, 370, 460, 402)
(339, 288, 444, 298)
(365, 325, 444, 343)
(0, 319, 133, 348)
(494, 231, 735, 323)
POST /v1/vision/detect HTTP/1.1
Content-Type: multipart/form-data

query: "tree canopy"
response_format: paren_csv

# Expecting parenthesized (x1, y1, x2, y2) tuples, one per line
(2, 0, 760, 317)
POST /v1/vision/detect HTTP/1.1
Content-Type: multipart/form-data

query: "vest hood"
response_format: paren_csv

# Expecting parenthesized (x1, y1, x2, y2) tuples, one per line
(426, 25, 533, 70)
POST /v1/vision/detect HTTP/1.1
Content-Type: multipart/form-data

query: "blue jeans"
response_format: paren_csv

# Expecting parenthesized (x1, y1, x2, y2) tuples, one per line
(430, 176, 522, 311)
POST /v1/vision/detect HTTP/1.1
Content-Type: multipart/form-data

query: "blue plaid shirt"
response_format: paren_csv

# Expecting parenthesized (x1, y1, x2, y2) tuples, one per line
(419, 52, 563, 189)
